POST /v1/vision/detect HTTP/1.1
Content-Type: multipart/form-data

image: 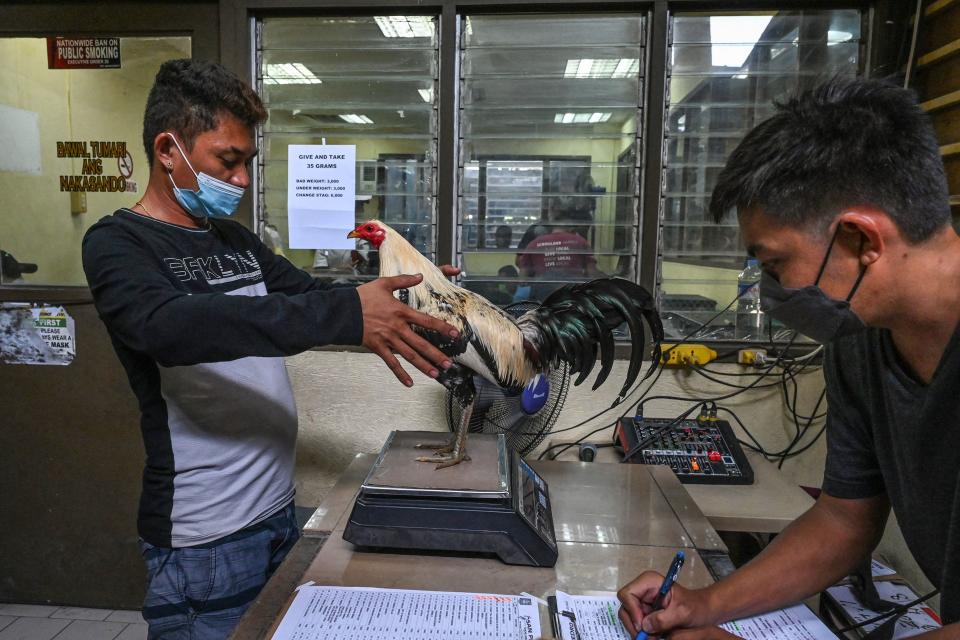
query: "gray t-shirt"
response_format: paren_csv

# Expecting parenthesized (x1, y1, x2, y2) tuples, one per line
(823, 326, 960, 623)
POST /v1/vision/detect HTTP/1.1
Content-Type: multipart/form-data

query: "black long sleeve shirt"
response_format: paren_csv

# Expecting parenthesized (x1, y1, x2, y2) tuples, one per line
(82, 209, 363, 546)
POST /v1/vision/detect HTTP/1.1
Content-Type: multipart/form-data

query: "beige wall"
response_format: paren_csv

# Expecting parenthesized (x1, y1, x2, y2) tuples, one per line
(0, 36, 190, 286)
(285, 350, 935, 612)
(286, 351, 828, 503)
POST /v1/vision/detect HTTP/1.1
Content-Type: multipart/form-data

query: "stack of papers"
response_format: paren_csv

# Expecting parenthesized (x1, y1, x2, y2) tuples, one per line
(271, 585, 840, 640)
(272, 586, 541, 640)
(550, 592, 835, 640)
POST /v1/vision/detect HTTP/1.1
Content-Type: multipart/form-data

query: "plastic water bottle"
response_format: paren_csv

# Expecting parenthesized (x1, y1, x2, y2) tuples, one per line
(735, 258, 763, 339)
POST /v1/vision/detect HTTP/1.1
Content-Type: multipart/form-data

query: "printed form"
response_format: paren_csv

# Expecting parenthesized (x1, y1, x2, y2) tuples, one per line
(720, 604, 837, 640)
(554, 591, 631, 640)
(271, 586, 541, 640)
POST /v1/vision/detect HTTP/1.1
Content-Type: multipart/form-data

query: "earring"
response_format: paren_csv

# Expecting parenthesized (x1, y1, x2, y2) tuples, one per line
(166, 162, 173, 170)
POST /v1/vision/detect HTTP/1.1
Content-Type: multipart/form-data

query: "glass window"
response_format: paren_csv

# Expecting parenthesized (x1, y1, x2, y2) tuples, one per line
(257, 16, 438, 280)
(660, 10, 861, 340)
(458, 13, 645, 305)
(0, 36, 191, 286)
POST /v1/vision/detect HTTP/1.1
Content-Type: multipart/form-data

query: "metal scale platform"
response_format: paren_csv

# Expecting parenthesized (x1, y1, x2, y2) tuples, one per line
(343, 431, 559, 567)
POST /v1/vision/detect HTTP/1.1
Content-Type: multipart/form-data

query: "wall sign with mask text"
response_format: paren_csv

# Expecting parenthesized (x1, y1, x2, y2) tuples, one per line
(0, 304, 76, 366)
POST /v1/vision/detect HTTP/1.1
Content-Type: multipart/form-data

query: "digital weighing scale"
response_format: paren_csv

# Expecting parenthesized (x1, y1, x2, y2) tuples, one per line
(342, 431, 559, 567)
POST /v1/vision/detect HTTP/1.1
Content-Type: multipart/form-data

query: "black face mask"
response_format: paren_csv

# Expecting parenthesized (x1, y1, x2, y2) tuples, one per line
(759, 227, 868, 344)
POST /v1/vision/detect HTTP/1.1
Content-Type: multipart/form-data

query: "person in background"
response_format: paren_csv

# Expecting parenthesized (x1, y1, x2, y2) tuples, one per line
(479, 264, 519, 306)
(82, 59, 459, 640)
(617, 78, 960, 638)
(495, 224, 513, 249)
(517, 209, 603, 300)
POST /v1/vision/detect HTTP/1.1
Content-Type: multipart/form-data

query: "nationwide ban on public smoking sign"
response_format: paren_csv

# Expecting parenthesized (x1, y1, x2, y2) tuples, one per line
(287, 144, 357, 250)
(0, 304, 76, 366)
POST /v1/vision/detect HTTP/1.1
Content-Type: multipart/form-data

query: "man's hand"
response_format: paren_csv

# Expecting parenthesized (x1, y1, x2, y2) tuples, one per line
(617, 572, 715, 638)
(439, 265, 461, 279)
(357, 273, 459, 387)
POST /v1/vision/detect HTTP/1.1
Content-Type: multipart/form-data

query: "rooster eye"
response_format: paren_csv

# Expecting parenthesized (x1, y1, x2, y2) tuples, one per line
(365, 225, 374, 231)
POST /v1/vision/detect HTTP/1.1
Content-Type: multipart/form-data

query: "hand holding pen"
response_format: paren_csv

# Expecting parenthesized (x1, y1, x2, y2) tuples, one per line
(617, 550, 712, 638)
(634, 551, 684, 640)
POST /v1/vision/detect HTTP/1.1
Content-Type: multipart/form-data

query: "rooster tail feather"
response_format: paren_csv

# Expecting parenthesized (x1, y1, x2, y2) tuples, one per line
(592, 329, 616, 391)
(518, 278, 664, 399)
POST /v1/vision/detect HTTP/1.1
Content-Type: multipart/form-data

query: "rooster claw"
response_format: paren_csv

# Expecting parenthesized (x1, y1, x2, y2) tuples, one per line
(415, 441, 455, 455)
(416, 453, 471, 469)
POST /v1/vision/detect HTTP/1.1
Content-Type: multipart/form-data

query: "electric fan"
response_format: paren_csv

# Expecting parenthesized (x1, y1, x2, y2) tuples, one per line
(444, 301, 571, 456)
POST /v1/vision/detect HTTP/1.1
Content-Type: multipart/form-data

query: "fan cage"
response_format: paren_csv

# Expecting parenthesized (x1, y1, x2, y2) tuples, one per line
(445, 301, 571, 457)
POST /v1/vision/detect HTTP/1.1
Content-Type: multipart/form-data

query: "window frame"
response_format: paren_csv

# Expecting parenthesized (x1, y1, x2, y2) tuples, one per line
(0, 1, 221, 304)
(235, 0, 877, 353)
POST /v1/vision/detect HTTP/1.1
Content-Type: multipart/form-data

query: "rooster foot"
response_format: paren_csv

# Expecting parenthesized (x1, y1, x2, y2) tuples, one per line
(414, 436, 470, 469)
(415, 450, 471, 469)
(414, 440, 455, 455)
(416, 395, 474, 470)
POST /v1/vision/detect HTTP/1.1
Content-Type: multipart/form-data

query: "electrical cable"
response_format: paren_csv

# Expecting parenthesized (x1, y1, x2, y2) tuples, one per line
(689, 365, 786, 391)
(537, 286, 826, 465)
(537, 365, 666, 460)
(534, 290, 747, 447)
(714, 384, 827, 466)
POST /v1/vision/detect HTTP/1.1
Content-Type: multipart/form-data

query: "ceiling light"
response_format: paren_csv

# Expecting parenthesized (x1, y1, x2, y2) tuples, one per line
(554, 112, 612, 124)
(827, 30, 853, 46)
(339, 114, 374, 124)
(263, 63, 322, 85)
(374, 16, 434, 39)
(564, 58, 640, 79)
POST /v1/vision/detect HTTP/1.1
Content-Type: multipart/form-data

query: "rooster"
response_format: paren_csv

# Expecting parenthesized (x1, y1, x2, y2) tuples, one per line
(348, 220, 663, 469)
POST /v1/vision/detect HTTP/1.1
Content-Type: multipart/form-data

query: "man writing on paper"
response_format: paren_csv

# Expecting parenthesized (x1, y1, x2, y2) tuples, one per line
(617, 78, 960, 638)
(82, 59, 460, 640)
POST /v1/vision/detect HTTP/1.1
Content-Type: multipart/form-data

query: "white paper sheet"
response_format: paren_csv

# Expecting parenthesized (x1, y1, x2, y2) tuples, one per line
(826, 582, 941, 639)
(0, 104, 41, 175)
(271, 586, 541, 640)
(287, 144, 356, 249)
(870, 559, 896, 578)
(554, 591, 630, 640)
(720, 604, 837, 640)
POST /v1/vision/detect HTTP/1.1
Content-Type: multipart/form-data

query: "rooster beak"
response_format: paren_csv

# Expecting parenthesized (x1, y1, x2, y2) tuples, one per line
(347, 230, 360, 239)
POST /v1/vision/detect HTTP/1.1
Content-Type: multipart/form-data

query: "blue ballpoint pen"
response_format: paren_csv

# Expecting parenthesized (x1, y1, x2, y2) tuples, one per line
(634, 550, 685, 640)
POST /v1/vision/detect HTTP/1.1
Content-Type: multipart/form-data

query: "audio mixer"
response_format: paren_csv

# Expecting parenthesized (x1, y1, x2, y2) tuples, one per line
(614, 416, 754, 485)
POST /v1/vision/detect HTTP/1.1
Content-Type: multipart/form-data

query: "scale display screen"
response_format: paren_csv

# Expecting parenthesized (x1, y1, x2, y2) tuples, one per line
(515, 457, 556, 548)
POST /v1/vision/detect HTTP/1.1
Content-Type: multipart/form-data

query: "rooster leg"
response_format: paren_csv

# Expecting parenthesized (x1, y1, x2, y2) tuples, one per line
(415, 398, 474, 469)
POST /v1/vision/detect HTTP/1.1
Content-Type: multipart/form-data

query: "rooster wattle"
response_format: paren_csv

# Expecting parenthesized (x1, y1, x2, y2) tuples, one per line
(348, 220, 664, 468)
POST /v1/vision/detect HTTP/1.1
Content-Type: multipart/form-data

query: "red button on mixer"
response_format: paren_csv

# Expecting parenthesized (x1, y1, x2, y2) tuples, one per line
(708, 451, 722, 462)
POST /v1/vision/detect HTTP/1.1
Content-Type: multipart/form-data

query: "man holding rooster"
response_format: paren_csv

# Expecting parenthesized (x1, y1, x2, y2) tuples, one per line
(617, 79, 960, 638)
(82, 59, 460, 640)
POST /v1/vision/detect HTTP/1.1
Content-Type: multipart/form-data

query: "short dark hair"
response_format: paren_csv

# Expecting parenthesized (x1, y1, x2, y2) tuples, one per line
(710, 77, 950, 243)
(142, 59, 267, 167)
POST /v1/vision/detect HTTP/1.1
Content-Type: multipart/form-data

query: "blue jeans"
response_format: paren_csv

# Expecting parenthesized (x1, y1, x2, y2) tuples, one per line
(139, 502, 300, 640)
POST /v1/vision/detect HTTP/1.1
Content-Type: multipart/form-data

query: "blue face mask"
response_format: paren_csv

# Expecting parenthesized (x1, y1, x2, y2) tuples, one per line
(166, 133, 245, 218)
